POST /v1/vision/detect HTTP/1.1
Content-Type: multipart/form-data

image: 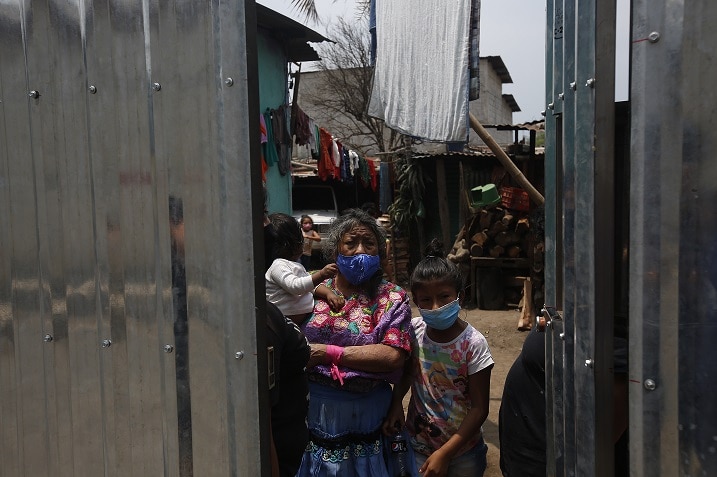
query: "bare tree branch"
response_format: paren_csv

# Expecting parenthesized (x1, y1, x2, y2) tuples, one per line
(301, 17, 407, 155)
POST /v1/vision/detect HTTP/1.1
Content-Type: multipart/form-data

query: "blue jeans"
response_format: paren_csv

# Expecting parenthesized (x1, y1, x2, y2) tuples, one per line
(413, 438, 488, 477)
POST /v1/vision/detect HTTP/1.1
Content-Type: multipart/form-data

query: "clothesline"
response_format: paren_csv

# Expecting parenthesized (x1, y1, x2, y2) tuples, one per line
(260, 102, 382, 192)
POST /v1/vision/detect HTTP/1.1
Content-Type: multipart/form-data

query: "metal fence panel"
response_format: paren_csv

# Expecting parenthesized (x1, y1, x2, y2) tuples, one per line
(0, 0, 263, 475)
(630, 0, 717, 475)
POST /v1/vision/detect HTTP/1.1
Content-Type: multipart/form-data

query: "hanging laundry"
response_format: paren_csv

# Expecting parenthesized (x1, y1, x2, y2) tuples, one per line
(357, 156, 370, 188)
(368, 0, 472, 142)
(368, 159, 378, 191)
(340, 147, 353, 183)
(259, 114, 269, 182)
(273, 105, 291, 175)
(263, 110, 279, 167)
(308, 120, 318, 158)
(349, 150, 360, 176)
(331, 137, 341, 168)
(318, 128, 340, 181)
(293, 105, 314, 146)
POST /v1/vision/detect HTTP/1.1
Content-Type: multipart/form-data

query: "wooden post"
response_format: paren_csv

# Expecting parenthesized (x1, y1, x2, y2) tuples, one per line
(469, 112, 545, 205)
(436, 158, 452, 248)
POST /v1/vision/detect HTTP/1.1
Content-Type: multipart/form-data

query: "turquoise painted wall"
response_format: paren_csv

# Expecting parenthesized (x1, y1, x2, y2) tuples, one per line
(257, 29, 292, 215)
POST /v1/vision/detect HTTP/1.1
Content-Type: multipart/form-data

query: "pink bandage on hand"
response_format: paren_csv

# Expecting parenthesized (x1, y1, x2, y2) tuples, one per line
(325, 345, 345, 385)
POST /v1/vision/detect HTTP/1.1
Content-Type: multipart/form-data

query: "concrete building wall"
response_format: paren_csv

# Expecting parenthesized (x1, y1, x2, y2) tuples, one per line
(469, 61, 515, 146)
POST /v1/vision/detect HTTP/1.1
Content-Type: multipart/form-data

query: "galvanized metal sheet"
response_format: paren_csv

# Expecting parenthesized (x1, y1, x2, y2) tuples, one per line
(630, 0, 717, 475)
(0, 0, 263, 475)
(545, 0, 617, 475)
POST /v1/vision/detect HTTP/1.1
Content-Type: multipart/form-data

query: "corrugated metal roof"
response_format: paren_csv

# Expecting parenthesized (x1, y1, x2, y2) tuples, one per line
(483, 119, 545, 131)
(412, 150, 497, 160)
(256, 4, 330, 62)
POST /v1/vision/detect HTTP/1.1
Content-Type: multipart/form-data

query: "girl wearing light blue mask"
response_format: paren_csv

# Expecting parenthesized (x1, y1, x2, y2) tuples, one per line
(383, 239, 494, 477)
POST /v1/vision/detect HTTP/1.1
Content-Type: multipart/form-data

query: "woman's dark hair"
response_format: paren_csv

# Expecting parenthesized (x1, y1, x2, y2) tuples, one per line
(410, 238, 462, 296)
(268, 213, 302, 261)
(322, 208, 387, 297)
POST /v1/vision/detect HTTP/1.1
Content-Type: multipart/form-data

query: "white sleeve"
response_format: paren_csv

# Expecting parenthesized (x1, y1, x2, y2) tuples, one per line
(467, 328, 495, 375)
(267, 260, 314, 295)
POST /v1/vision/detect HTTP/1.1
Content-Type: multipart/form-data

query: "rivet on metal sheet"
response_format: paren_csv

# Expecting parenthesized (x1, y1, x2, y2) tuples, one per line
(540, 110, 546, 117)
(43, 334, 54, 343)
(586, 78, 596, 88)
(644, 379, 656, 391)
(548, 102, 555, 110)
(89, 85, 97, 94)
(101, 339, 112, 348)
(152, 82, 162, 92)
(164, 344, 174, 353)
(28, 90, 40, 99)
(584, 358, 594, 368)
(235, 351, 245, 360)
(559, 332, 565, 341)
(570, 81, 577, 90)
(648, 32, 660, 43)
(225, 77, 234, 87)
(558, 93, 565, 100)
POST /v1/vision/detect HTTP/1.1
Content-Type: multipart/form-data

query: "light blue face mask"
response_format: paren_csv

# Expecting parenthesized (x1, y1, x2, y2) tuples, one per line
(419, 299, 460, 330)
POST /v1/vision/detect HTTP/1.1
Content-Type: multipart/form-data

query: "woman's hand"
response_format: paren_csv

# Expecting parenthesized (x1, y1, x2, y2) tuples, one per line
(381, 403, 406, 436)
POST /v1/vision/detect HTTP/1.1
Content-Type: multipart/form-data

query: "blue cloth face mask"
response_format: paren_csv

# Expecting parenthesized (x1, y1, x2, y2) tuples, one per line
(419, 299, 461, 330)
(336, 253, 381, 285)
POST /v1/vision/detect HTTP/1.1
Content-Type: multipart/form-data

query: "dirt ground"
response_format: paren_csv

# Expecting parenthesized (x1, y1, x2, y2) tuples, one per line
(404, 304, 528, 477)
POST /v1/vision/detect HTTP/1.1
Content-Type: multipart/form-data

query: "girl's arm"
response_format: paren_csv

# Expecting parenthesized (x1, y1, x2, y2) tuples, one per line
(309, 230, 321, 241)
(314, 284, 345, 311)
(311, 263, 338, 286)
(419, 365, 493, 477)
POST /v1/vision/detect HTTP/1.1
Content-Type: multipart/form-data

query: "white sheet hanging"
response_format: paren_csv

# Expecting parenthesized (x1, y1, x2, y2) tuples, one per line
(368, 0, 472, 142)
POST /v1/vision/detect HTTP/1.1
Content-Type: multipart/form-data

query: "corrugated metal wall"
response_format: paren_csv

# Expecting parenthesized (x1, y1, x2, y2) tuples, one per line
(0, 1, 266, 475)
(545, 0, 717, 475)
(630, 0, 717, 475)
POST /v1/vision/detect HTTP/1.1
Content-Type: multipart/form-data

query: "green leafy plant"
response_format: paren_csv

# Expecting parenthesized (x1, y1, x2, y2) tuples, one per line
(389, 156, 428, 234)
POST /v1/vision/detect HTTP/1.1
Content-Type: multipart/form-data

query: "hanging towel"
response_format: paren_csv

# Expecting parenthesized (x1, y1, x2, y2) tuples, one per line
(368, 0, 472, 142)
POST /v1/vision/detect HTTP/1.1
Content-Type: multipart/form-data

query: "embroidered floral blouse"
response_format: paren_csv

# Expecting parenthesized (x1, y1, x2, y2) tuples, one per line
(302, 278, 413, 384)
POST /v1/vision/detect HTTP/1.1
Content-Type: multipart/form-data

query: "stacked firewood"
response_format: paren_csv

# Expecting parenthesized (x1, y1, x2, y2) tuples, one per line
(448, 206, 531, 262)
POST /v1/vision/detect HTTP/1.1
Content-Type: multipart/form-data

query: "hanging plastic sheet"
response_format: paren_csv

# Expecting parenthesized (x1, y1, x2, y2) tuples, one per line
(368, 0, 472, 142)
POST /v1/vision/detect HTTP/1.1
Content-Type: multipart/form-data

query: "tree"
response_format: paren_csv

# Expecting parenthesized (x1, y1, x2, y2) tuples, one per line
(291, 0, 370, 24)
(299, 17, 407, 156)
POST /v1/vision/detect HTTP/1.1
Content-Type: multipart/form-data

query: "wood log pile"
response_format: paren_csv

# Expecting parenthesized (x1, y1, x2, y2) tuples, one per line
(448, 204, 545, 327)
(447, 205, 531, 263)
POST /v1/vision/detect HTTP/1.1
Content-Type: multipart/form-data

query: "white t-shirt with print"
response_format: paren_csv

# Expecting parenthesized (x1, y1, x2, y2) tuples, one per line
(406, 316, 494, 457)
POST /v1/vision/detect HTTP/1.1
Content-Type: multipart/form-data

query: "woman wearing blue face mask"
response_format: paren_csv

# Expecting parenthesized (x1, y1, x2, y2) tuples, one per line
(297, 209, 413, 477)
(383, 239, 494, 477)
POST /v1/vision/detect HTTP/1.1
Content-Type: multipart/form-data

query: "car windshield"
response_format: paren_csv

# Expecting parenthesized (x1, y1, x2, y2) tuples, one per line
(293, 187, 335, 211)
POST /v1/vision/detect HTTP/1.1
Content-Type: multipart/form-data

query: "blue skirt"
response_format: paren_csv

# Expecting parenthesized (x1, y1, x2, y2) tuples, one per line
(296, 381, 396, 477)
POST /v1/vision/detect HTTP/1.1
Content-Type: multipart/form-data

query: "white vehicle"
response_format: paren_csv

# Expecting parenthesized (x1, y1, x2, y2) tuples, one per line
(292, 184, 339, 252)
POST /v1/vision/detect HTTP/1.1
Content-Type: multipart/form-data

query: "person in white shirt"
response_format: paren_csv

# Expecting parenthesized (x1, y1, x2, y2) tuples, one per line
(266, 213, 344, 325)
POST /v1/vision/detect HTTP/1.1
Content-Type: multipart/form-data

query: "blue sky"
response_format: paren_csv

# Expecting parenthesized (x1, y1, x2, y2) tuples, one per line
(257, 0, 629, 124)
